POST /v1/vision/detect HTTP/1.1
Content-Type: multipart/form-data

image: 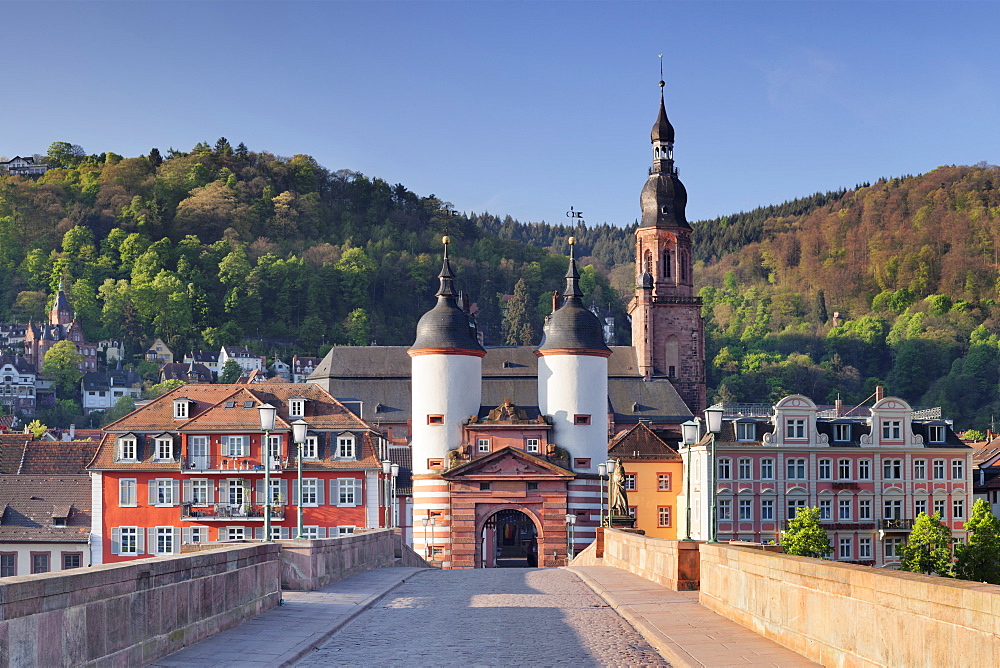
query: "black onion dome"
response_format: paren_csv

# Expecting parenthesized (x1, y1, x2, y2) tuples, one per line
(640, 172, 689, 229)
(651, 93, 675, 144)
(410, 241, 485, 354)
(536, 241, 611, 355)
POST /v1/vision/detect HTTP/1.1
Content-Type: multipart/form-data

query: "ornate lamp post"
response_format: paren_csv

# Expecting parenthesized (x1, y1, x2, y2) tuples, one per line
(291, 418, 308, 539)
(390, 463, 399, 528)
(565, 513, 576, 561)
(257, 403, 277, 542)
(704, 405, 724, 543)
(421, 517, 429, 558)
(597, 462, 608, 527)
(681, 419, 700, 541)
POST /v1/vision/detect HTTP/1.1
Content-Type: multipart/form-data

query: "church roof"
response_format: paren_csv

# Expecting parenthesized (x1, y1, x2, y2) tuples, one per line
(651, 91, 675, 143)
(640, 171, 689, 229)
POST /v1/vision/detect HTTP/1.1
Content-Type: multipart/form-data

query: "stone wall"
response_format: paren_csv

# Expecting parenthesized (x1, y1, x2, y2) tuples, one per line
(699, 543, 1000, 667)
(279, 528, 428, 590)
(572, 528, 701, 591)
(0, 543, 280, 667)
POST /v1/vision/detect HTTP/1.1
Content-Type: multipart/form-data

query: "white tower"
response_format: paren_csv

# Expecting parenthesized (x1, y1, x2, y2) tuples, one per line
(408, 237, 484, 567)
(535, 238, 611, 552)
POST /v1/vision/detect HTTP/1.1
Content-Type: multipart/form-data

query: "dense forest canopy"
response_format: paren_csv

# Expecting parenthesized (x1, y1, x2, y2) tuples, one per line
(5, 140, 1000, 431)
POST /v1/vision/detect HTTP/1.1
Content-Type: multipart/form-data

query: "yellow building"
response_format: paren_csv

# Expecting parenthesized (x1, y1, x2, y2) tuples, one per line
(608, 422, 683, 538)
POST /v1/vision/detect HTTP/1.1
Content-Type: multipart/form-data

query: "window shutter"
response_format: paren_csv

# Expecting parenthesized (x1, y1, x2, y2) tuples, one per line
(221, 479, 230, 504)
(182, 527, 192, 544)
(136, 528, 144, 554)
(183, 480, 192, 503)
(148, 480, 157, 505)
(255, 479, 264, 504)
(291, 479, 298, 505)
(331, 479, 339, 505)
(316, 478, 325, 505)
(172, 480, 180, 505)
(207, 481, 215, 504)
(111, 527, 121, 555)
(278, 479, 288, 505)
(254, 527, 264, 540)
(280, 527, 289, 539)
(316, 527, 327, 538)
(147, 528, 157, 554)
(172, 528, 181, 554)
(354, 478, 362, 506)
(219, 527, 227, 542)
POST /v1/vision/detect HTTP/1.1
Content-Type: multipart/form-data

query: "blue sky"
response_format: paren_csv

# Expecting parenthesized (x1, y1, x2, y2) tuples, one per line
(3, 1, 1000, 227)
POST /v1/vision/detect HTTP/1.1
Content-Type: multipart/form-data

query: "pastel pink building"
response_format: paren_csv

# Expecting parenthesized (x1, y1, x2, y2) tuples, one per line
(681, 394, 973, 567)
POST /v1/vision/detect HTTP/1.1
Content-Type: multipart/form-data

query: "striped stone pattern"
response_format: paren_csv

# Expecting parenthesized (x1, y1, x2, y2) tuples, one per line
(567, 478, 601, 553)
(411, 476, 451, 567)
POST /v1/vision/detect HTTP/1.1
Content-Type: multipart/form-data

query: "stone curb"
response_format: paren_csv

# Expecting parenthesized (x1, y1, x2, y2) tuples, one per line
(274, 567, 428, 667)
(565, 566, 703, 668)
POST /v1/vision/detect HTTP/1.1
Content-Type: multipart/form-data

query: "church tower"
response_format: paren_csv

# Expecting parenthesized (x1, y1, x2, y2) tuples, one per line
(628, 81, 707, 414)
(536, 238, 611, 551)
(50, 281, 73, 326)
(408, 237, 485, 567)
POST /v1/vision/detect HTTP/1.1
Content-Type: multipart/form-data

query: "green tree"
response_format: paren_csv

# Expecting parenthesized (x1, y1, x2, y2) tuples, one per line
(100, 395, 137, 427)
(42, 341, 84, 398)
(46, 141, 85, 167)
(954, 499, 1000, 583)
(219, 358, 242, 384)
(781, 507, 832, 558)
(342, 308, 369, 346)
(900, 512, 954, 576)
(37, 399, 82, 429)
(147, 379, 187, 399)
(501, 278, 534, 345)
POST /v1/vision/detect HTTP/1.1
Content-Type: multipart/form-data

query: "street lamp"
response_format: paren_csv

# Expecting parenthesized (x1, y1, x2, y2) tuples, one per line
(257, 403, 277, 542)
(681, 419, 701, 541)
(597, 462, 608, 527)
(704, 405, 724, 543)
(291, 419, 308, 540)
(565, 513, 576, 561)
(421, 517, 429, 558)
(390, 463, 399, 529)
(429, 516, 436, 560)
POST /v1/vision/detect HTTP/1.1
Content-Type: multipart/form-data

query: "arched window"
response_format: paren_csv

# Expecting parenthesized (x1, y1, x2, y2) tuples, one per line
(664, 251, 672, 278)
(643, 250, 652, 275)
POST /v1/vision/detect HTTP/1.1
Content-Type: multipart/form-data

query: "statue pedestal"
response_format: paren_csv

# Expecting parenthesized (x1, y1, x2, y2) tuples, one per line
(609, 514, 636, 529)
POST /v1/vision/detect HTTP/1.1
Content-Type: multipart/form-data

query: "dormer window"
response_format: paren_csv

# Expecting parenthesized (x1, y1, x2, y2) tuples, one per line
(154, 435, 174, 461)
(173, 398, 191, 419)
(881, 420, 902, 440)
(337, 433, 356, 459)
(928, 425, 945, 443)
(735, 422, 755, 441)
(118, 435, 137, 461)
(303, 435, 319, 459)
(290, 398, 305, 418)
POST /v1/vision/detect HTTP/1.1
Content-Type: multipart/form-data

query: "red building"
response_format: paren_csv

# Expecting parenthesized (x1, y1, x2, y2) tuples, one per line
(87, 382, 390, 563)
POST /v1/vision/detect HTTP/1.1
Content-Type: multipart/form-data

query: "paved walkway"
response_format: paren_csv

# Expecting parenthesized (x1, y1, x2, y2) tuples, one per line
(151, 567, 426, 667)
(568, 565, 819, 667)
(297, 567, 666, 666)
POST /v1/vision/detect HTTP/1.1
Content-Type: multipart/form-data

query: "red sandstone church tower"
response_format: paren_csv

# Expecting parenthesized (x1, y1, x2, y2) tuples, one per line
(628, 81, 707, 414)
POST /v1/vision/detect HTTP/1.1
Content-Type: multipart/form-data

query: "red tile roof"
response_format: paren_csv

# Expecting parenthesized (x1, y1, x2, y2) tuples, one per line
(608, 422, 682, 461)
(17, 440, 100, 474)
(0, 475, 91, 544)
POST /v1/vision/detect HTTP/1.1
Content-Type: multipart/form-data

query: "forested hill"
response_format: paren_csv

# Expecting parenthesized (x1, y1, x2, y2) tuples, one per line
(0, 140, 630, 361)
(695, 163, 1000, 432)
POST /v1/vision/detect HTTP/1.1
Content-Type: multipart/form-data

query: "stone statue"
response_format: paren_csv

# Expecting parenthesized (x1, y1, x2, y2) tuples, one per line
(608, 458, 630, 517)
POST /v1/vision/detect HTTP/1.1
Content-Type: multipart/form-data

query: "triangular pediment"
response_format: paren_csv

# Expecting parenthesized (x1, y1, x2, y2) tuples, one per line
(443, 446, 574, 479)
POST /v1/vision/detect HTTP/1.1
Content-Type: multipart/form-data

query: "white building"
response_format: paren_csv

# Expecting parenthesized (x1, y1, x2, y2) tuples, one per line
(219, 345, 265, 374)
(0, 475, 91, 576)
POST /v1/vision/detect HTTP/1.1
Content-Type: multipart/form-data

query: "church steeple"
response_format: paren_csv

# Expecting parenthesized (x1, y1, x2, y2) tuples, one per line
(640, 80, 689, 230)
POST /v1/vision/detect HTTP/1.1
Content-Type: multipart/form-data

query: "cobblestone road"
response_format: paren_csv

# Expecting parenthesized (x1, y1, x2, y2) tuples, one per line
(296, 568, 668, 667)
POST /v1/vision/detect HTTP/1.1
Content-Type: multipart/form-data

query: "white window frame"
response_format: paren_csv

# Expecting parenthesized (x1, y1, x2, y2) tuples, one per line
(738, 458, 752, 480)
(934, 499, 947, 518)
(859, 499, 872, 520)
(119, 478, 137, 507)
(717, 499, 731, 521)
(525, 438, 539, 454)
(302, 435, 319, 459)
(335, 526, 356, 536)
(118, 527, 140, 555)
(786, 458, 806, 480)
(882, 420, 901, 440)
(301, 526, 320, 539)
(337, 434, 356, 459)
(838, 459, 851, 480)
(717, 458, 731, 480)
(301, 478, 320, 506)
(859, 537, 872, 559)
(190, 479, 210, 505)
(173, 400, 189, 419)
(337, 478, 360, 506)
(155, 436, 173, 461)
(477, 438, 490, 453)
(833, 424, 851, 442)
(883, 459, 902, 480)
(819, 499, 832, 521)
(913, 459, 926, 480)
(928, 425, 945, 443)
(953, 499, 965, 520)
(739, 499, 752, 521)
(839, 499, 851, 520)
(624, 473, 636, 491)
(155, 479, 177, 506)
(952, 459, 964, 480)
(785, 418, 806, 439)
(932, 459, 946, 480)
(915, 499, 927, 516)
(818, 459, 832, 480)
(290, 399, 304, 418)
(118, 437, 137, 461)
(226, 436, 246, 457)
(736, 422, 754, 441)
(787, 499, 806, 518)
(155, 527, 176, 555)
(839, 538, 852, 560)
(858, 459, 872, 480)
(760, 499, 774, 521)
(760, 458, 774, 480)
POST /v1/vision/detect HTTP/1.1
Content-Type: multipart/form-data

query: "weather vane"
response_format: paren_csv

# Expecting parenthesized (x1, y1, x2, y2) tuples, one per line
(566, 206, 584, 225)
(659, 53, 665, 89)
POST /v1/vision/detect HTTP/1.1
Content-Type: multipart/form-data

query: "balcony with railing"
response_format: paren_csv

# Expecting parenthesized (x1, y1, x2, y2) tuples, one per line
(876, 518, 914, 531)
(180, 503, 285, 522)
(182, 457, 286, 474)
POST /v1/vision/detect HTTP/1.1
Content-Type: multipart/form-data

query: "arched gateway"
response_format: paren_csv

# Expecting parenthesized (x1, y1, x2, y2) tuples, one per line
(479, 508, 539, 568)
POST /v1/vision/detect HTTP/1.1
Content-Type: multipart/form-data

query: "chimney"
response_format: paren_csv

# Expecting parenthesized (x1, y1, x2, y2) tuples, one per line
(69, 424, 75, 440)
(835, 398, 842, 417)
(875, 386, 884, 402)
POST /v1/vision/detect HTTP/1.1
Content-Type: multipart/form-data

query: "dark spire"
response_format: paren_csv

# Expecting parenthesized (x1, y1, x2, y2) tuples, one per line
(563, 237, 583, 299)
(640, 79, 689, 229)
(436, 236, 457, 298)
(651, 84, 675, 144)
(535, 237, 611, 354)
(410, 236, 485, 354)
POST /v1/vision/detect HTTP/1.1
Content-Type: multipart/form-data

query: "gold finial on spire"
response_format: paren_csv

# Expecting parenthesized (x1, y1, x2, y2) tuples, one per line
(568, 236, 576, 246)
(442, 235, 450, 245)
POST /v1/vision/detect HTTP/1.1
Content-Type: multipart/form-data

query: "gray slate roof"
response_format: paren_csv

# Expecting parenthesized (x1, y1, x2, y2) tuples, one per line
(0, 475, 91, 544)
